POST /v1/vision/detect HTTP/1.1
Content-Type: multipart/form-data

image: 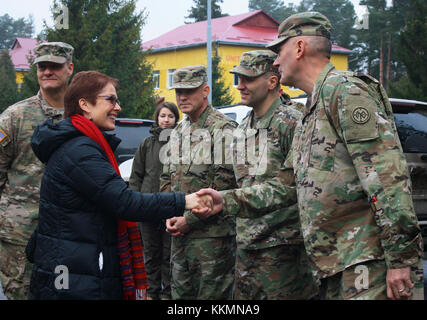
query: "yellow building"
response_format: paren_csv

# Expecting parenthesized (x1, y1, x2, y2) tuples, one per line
(142, 10, 352, 105)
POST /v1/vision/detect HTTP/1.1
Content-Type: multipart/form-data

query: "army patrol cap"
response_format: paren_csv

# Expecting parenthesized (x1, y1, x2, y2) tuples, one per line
(33, 42, 74, 65)
(171, 65, 208, 89)
(267, 11, 332, 53)
(230, 50, 279, 78)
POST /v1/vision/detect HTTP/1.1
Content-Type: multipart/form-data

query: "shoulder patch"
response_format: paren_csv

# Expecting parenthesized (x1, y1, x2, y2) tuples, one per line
(351, 107, 370, 124)
(343, 94, 379, 143)
(0, 129, 10, 146)
(0, 129, 7, 143)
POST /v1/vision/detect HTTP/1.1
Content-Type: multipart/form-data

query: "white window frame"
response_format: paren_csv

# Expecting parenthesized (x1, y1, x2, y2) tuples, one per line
(167, 69, 176, 89)
(153, 70, 160, 89)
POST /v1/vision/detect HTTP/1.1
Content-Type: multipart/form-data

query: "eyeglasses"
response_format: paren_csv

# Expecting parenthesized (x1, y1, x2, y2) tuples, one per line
(98, 95, 120, 106)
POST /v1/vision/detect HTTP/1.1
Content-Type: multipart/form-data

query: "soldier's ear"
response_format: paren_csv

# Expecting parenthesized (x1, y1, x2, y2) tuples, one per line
(295, 39, 307, 60)
(268, 74, 279, 91)
(202, 83, 210, 99)
(67, 62, 74, 76)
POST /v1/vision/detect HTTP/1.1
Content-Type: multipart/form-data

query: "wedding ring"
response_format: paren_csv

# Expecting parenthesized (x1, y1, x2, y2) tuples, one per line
(398, 288, 405, 293)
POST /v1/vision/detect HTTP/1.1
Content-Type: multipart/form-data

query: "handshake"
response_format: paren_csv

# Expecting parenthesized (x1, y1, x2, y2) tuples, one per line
(167, 189, 223, 237)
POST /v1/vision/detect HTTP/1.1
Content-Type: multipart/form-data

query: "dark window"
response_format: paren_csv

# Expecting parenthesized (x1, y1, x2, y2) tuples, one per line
(394, 110, 427, 153)
(233, 74, 239, 87)
(110, 120, 153, 164)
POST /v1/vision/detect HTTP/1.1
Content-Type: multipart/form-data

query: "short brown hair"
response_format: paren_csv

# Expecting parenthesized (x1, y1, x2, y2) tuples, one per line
(154, 102, 180, 125)
(263, 71, 281, 91)
(64, 71, 118, 118)
(305, 36, 332, 59)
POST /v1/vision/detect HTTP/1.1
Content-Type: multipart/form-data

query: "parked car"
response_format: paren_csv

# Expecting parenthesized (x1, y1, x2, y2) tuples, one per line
(291, 95, 308, 107)
(390, 98, 427, 255)
(390, 98, 427, 300)
(216, 104, 252, 124)
(110, 118, 154, 165)
(119, 157, 134, 182)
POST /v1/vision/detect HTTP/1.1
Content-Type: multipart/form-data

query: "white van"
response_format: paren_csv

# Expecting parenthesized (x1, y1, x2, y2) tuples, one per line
(217, 104, 252, 124)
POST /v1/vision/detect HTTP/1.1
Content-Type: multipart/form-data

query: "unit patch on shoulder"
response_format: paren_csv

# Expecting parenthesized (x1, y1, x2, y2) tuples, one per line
(351, 107, 370, 124)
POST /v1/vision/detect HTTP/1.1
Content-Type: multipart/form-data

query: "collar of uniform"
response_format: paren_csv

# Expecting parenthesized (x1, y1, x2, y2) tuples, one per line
(37, 90, 64, 118)
(247, 98, 280, 130)
(186, 104, 212, 128)
(302, 62, 335, 122)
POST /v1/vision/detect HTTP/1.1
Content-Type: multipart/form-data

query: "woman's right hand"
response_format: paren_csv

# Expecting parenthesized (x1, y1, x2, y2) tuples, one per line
(185, 193, 213, 214)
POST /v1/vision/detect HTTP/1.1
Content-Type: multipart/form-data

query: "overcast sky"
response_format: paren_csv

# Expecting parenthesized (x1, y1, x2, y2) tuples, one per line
(0, 0, 368, 42)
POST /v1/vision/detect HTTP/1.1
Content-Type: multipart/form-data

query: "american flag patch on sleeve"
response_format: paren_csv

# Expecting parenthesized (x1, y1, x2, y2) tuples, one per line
(0, 128, 7, 143)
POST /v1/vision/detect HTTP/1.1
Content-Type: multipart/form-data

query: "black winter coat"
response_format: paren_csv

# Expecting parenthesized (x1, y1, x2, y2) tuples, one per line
(28, 118, 185, 300)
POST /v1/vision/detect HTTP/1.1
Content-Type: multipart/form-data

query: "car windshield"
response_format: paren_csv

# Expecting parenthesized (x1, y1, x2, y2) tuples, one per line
(112, 125, 151, 149)
(111, 122, 153, 163)
(394, 109, 427, 153)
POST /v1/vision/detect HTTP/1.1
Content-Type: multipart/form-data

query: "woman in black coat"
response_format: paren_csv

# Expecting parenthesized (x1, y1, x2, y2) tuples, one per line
(27, 71, 210, 300)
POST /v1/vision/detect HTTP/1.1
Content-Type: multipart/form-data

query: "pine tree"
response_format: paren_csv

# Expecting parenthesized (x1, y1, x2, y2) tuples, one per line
(20, 64, 39, 100)
(352, 0, 414, 91)
(211, 49, 233, 107)
(304, 0, 356, 50)
(0, 49, 19, 112)
(22, 0, 156, 118)
(248, 0, 356, 49)
(248, 0, 298, 22)
(185, 0, 228, 23)
(392, 0, 427, 100)
(0, 14, 34, 49)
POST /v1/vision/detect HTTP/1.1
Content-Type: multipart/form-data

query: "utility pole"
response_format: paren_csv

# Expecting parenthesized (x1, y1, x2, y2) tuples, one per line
(207, 0, 212, 104)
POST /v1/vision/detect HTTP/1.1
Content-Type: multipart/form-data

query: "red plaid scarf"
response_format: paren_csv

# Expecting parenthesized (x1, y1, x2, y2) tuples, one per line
(70, 114, 147, 300)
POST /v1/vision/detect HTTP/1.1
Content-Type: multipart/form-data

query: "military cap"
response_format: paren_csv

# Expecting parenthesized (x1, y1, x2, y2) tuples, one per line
(230, 50, 279, 78)
(267, 11, 331, 53)
(171, 65, 208, 89)
(33, 42, 74, 65)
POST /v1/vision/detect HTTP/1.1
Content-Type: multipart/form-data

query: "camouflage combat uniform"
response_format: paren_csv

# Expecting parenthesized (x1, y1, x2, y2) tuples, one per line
(218, 50, 318, 299)
(221, 98, 318, 299)
(267, 11, 424, 300)
(0, 91, 64, 300)
(0, 41, 72, 300)
(161, 65, 238, 299)
(289, 62, 424, 300)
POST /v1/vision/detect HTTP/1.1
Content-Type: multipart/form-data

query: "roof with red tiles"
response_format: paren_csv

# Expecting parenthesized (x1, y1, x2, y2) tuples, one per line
(142, 10, 352, 54)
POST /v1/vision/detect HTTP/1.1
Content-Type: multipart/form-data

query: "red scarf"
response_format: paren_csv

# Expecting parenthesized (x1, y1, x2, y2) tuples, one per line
(70, 114, 147, 300)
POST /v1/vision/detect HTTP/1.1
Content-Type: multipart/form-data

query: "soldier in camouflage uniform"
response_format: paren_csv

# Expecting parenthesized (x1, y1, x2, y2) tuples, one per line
(160, 65, 238, 299)
(193, 51, 318, 299)
(0, 42, 74, 300)
(265, 12, 423, 299)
